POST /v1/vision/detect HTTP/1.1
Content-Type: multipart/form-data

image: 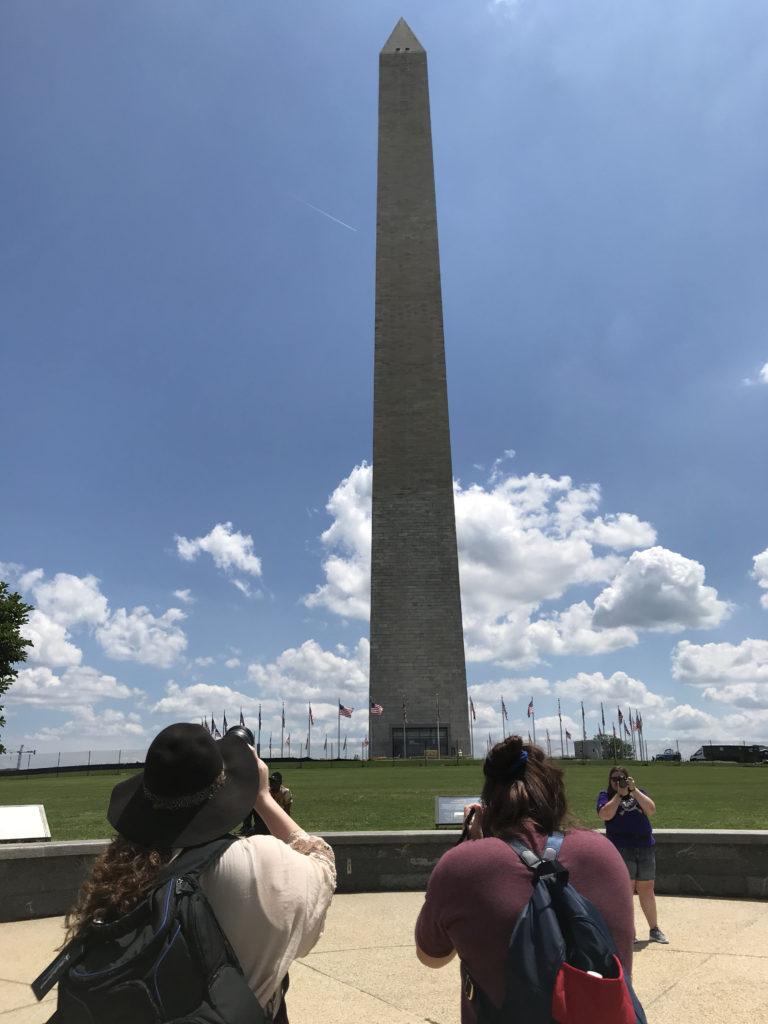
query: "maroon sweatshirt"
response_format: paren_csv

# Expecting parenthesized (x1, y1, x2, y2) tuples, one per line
(415, 824, 634, 1024)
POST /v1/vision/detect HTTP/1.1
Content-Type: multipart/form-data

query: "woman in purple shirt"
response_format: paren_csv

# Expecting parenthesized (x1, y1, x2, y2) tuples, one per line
(597, 765, 669, 944)
(415, 736, 634, 1024)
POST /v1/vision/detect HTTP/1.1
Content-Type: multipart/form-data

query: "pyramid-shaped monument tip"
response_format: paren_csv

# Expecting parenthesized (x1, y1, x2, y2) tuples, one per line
(381, 18, 425, 54)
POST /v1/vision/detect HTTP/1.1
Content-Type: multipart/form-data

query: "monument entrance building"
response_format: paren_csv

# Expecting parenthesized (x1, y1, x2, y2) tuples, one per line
(369, 20, 469, 759)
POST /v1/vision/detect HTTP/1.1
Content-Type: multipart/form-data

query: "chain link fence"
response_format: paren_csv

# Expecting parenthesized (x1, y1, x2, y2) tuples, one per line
(0, 749, 147, 773)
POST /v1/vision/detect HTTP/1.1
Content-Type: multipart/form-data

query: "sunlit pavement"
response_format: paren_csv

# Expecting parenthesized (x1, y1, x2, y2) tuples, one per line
(2, 893, 766, 1023)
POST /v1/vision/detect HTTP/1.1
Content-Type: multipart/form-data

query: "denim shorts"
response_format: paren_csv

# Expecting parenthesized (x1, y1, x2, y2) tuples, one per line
(618, 845, 656, 881)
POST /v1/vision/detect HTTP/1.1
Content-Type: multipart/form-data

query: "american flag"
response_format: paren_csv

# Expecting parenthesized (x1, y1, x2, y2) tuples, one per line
(203, 716, 210, 733)
(257, 705, 261, 730)
(402, 696, 408, 724)
(601, 703, 606, 732)
(617, 707, 624, 725)
(636, 712, 643, 731)
(222, 711, 229, 733)
(527, 699, 534, 718)
(363, 737, 369, 748)
(305, 734, 309, 750)
(566, 729, 572, 740)
(370, 698, 384, 715)
(240, 708, 246, 728)
(339, 702, 353, 718)
(281, 703, 285, 727)
(211, 715, 221, 738)
(343, 736, 347, 751)
(624, 722, 631, 737)
(501, 697, 509, 721)
(324, 735, 328, 751)
(469, 697, 476, 721)
(309, 704, 315, 726)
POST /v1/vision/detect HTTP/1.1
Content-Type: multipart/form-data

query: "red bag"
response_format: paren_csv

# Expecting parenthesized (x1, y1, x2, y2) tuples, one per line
(551, 954, 636, 1024)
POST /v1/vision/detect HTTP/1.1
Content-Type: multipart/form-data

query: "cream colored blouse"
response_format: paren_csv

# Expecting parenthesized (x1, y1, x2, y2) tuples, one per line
(198, 830, 336, 1016)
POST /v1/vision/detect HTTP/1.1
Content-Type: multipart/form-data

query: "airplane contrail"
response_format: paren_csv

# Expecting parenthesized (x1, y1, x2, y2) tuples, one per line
(289, 194, 358, 233)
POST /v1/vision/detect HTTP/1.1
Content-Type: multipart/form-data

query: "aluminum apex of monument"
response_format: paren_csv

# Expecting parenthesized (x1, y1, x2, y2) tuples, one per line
(369, 21, 470, 760)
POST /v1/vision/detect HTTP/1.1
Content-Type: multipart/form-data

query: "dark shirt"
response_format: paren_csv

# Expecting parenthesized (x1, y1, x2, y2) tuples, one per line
(415, 824, 634, 1024)
(596, 789, 654, 848)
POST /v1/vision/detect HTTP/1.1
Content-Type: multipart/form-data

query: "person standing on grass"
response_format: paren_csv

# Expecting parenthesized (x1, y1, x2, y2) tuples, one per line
(597, 765, 669, 944)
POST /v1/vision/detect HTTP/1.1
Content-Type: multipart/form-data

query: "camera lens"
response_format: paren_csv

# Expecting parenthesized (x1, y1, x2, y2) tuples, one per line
(225, 725, 255, 747)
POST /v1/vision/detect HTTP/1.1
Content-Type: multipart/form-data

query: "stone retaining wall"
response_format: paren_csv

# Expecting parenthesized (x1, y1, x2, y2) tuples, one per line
(1, 829, 766, 922)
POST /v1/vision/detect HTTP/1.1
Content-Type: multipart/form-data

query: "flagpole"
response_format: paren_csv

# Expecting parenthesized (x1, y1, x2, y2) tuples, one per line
(581, 701, 587, 745)
(308, 704, 311, 761)
(501, 698, 506, 740)
(546, 728, 551, 756)
(269, 732, 272, 759)
(281, 701, 285, 759)
(558, 699, 564, 758)
(403, 696, 409, 761)
(531, 707, 536, 746)
(469, 698, 475, 759)
(337, 698, 341, 763)
(257, 704, 262, 757)
(436, 692, 441, 759)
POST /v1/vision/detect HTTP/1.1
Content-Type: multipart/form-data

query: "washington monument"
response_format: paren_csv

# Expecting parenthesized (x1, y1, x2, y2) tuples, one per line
(369, 20, 469, 759)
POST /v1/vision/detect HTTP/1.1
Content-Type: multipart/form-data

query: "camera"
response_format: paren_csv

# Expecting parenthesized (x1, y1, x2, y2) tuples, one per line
(225, 725, 255, 747)
(616, 774, 628, 786)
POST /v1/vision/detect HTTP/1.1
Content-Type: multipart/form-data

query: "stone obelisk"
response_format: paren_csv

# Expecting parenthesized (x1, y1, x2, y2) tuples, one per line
(369, 19, 469, 759)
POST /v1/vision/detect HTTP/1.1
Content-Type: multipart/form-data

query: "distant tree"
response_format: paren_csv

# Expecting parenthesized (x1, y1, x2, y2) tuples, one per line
(0, 581, 34, 754)
(593, 733, 634, 761)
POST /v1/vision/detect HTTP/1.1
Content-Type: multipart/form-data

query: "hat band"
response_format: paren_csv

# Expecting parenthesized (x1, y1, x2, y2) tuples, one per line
(143, 769, 226, 811)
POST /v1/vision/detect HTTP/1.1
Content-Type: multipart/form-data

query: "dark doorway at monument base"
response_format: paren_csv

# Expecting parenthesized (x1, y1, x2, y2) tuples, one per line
(392, 726, 451, 759)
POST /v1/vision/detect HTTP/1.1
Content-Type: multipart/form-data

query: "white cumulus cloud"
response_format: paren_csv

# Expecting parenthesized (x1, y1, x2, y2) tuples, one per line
(9, 664, 137, 707)
(173, 589, 195, 604)
(303, 463, 709, 667)
(672, 638, 768, 708)
(176, 523, 263, 592)
(97, 606, 187, 667)
(592, 546, 730, 632)
(752, 548, 768, 609)
(22, 610, 82, 668)
(22, 571, 109, 627)
(554, 670, 669, 709)
(32, 707, 145, 742)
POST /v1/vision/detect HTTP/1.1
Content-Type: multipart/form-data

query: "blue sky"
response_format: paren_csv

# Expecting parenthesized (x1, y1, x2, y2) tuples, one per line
(2, 0, 768, 762)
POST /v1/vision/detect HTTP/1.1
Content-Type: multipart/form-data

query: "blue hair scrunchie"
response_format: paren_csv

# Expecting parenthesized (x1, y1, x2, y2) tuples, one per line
(484, 748, 529, 783)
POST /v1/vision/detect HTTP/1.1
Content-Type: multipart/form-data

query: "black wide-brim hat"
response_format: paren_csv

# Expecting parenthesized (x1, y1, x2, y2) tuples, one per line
(108, 722, 260, 848)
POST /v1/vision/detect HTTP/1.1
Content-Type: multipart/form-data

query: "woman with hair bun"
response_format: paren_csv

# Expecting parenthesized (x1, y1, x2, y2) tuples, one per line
(415, 736, 635, 1024)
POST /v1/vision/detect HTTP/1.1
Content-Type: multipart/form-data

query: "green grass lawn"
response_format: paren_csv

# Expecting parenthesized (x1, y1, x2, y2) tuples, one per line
(0, 759, 765, 840)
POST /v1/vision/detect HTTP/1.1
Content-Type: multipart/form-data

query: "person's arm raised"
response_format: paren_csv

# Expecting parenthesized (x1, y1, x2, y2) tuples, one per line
(627, 778, 656, 816)
(597, 791, 622, 821)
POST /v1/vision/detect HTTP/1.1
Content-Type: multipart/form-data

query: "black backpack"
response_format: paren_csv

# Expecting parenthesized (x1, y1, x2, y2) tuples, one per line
(32, 836, 271, 1024)
(464, 832, 647, 1024)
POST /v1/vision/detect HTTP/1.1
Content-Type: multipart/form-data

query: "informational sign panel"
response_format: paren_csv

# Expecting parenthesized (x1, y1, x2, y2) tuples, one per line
(0, 804, 51, 843)
(435, 795, 481, 828)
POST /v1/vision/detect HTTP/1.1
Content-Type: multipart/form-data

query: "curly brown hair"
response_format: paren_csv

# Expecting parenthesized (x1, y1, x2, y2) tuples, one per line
(64, 835, 173, 942)
(481, 735, 577, 837)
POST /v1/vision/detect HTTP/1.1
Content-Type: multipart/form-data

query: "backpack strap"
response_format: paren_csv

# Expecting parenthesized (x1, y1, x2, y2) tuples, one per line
(505, 831, 567, 878)
(154, 835, 239, 890)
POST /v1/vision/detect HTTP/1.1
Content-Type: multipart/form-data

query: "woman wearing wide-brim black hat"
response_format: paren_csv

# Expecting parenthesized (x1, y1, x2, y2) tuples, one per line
(65, 722, 336, 1023)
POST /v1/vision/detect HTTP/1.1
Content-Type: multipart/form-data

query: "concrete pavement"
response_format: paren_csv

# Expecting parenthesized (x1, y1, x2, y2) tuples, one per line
(1, 893, 766, 1023)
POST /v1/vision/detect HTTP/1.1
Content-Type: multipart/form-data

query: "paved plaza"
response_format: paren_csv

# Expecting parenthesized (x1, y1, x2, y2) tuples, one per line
(1, 892, 766, 1023)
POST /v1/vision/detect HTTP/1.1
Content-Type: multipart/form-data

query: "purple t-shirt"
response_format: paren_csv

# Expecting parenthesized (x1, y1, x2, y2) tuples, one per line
(597, 789, 655, 848)
(415, 824, 634, 1024)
